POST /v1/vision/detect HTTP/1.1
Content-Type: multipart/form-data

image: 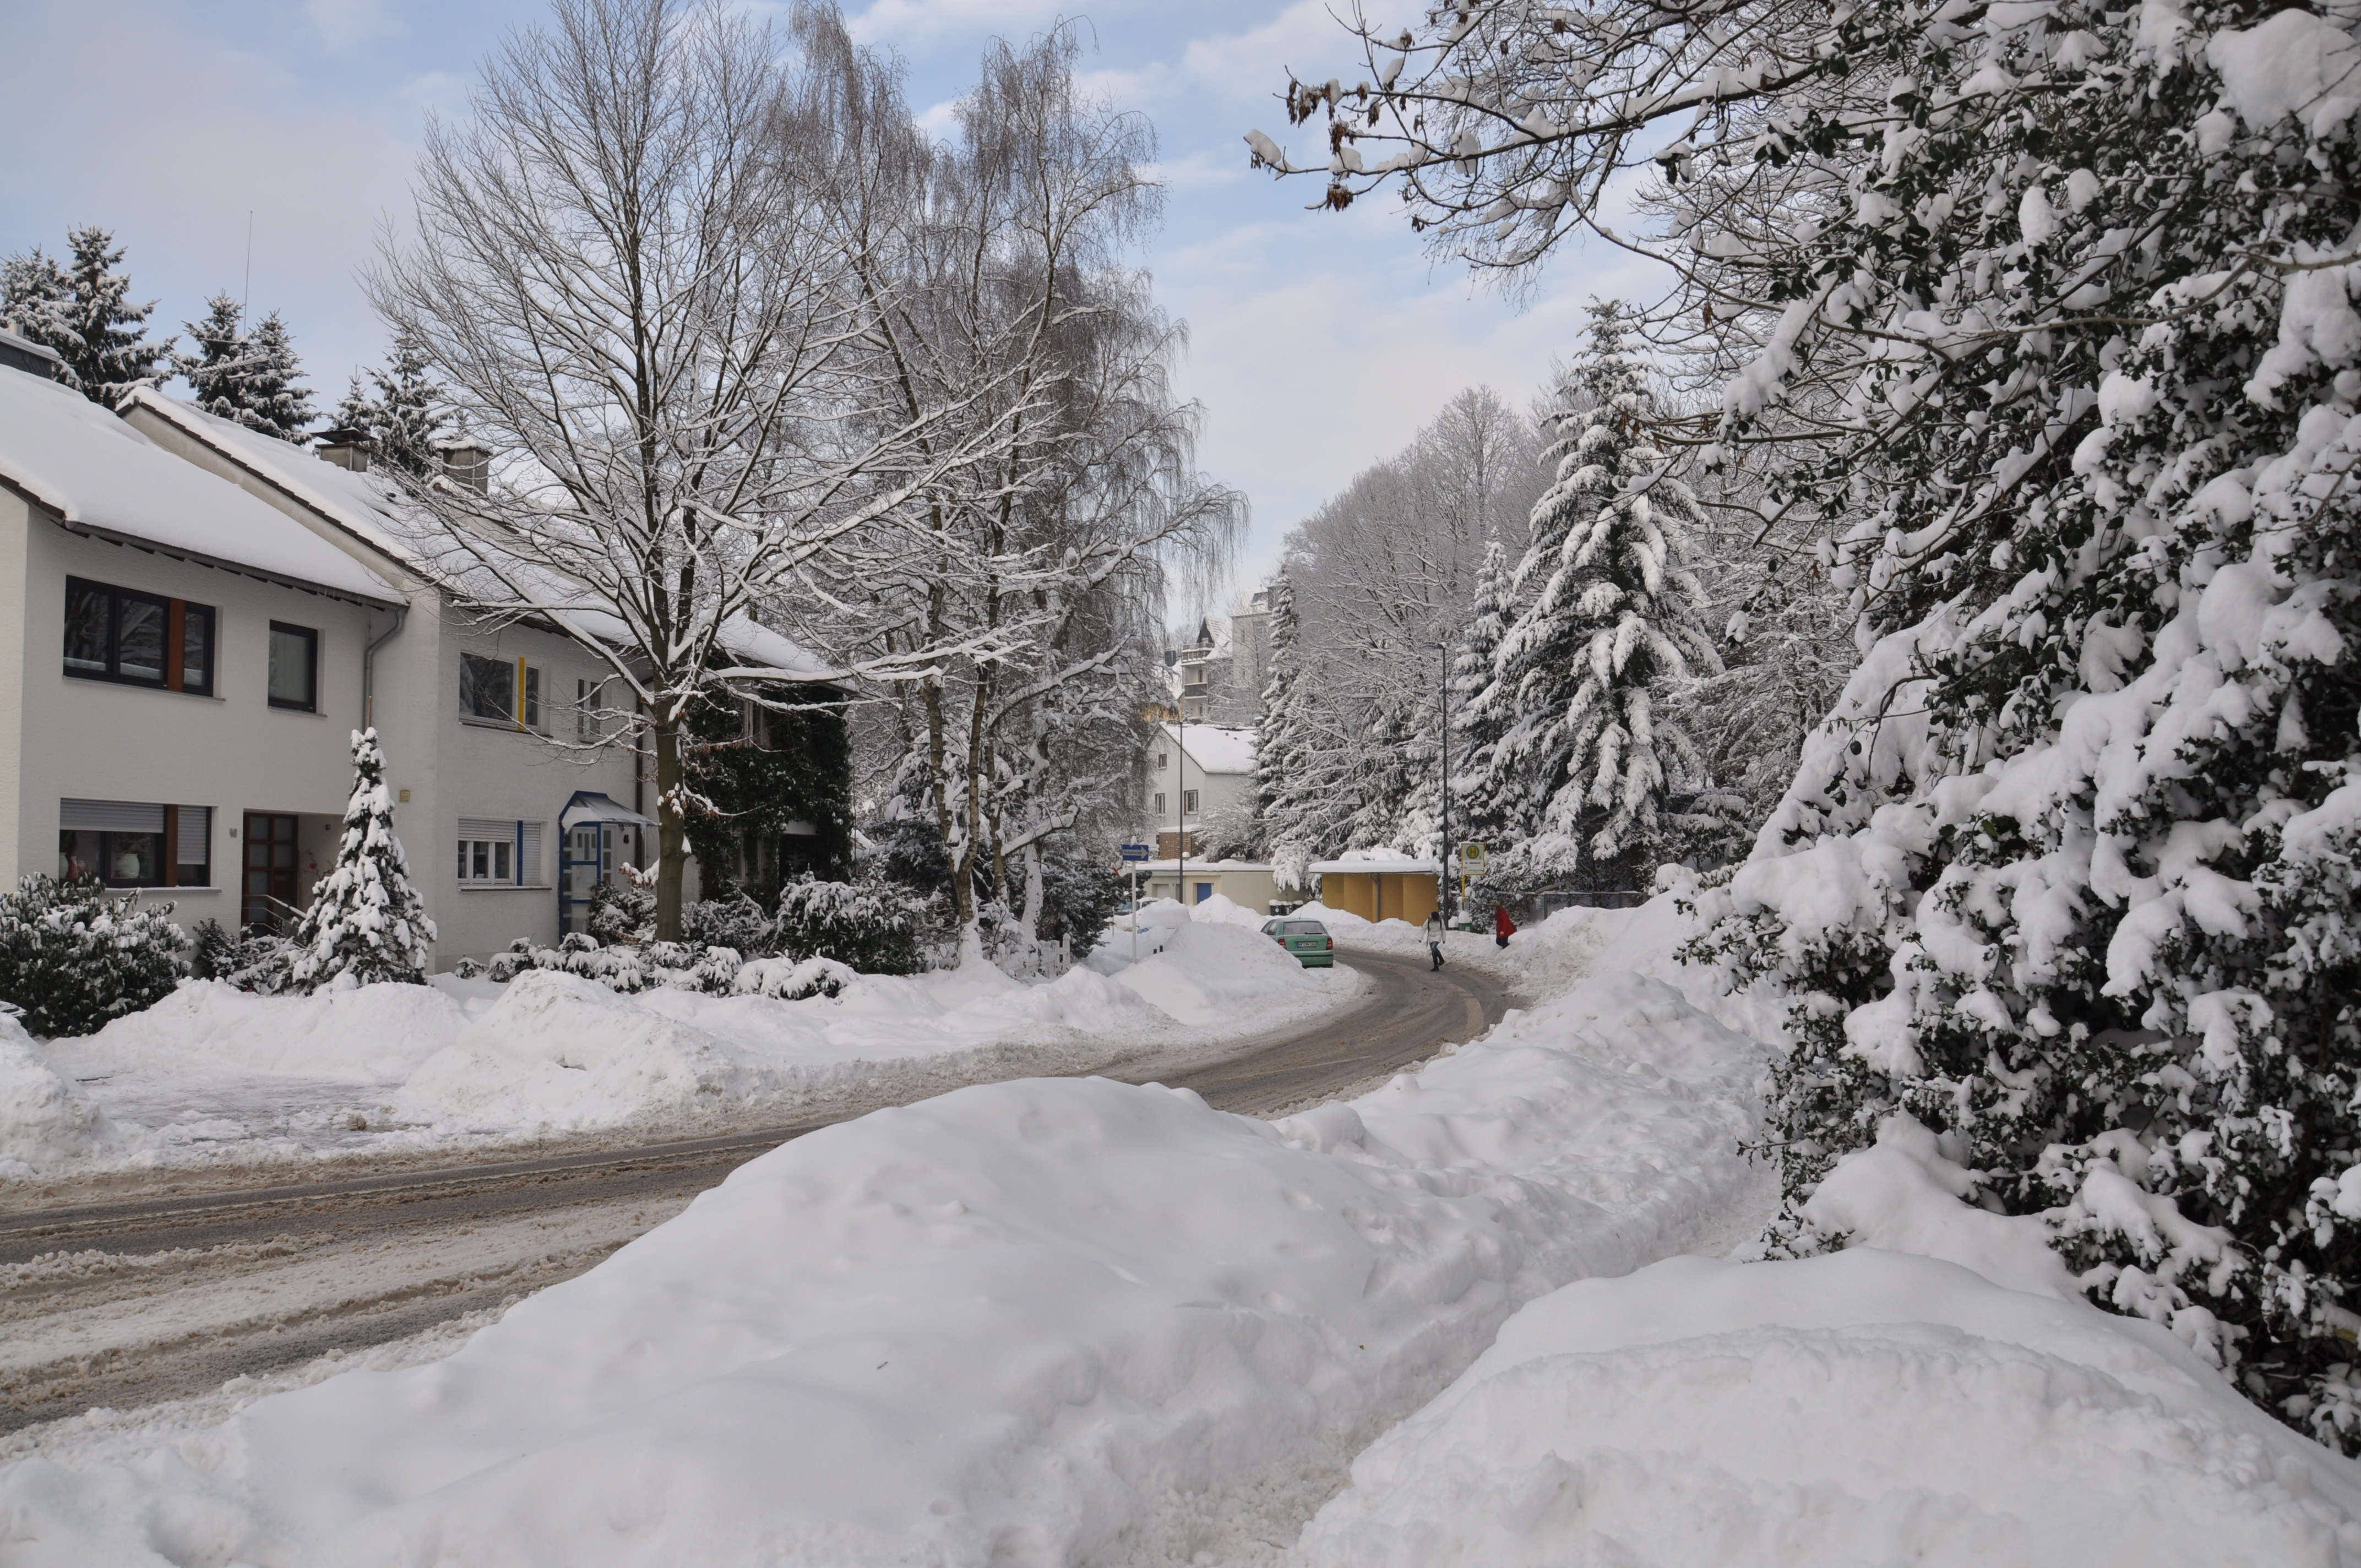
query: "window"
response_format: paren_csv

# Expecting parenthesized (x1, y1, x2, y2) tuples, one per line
(268, 623, 318, 711)
(457, 836, 514, 883)
(1154, 792, 1166, 815)
(1155, 752, 1167, 770)
(459, 652, 545, 730)
(1183, 789, 1200, 814)
(57, 801, 210, 888)
(576, 677, 602, 742)
(63, 578, 215, 695)
(456, 817, 546, 885)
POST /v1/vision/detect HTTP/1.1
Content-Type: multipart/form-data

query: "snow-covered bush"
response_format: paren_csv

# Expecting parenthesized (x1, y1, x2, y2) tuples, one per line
(287, 728, 435, 990)
(486, 933, 851, 1000)
(586, 876, 654, 946)
(680, 891, 772, 955)
(0, 876, 183, 1038)
(773, 875, 929, 976)
(187, 918, 295, 994)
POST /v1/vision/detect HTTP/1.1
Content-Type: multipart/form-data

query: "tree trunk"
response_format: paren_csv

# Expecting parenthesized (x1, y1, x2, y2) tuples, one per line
(654, 716, 687, 941)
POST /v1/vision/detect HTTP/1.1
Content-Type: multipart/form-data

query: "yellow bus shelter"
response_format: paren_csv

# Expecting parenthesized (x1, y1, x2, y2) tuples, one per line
(1310, 858, 1439, 926)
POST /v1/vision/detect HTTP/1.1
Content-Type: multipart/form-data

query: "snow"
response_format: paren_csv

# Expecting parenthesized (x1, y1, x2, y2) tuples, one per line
(0, 1010, 120, 1177)
(0, 372, 400, 602)
(10, 895, 2358, 1562)
(1165, 721, 1256, 776)
(6, 913, 1356, 1175)
(1293, 1249, 2361, 1567)
(0, 913, 1769, 1564)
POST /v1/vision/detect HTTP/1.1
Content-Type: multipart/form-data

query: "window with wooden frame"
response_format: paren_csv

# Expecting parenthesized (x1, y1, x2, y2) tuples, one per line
(268, 622, 318, 711)
(57, 800, 212, 887)
(63, 578, 215, 695)
(459, 652, 546, 731)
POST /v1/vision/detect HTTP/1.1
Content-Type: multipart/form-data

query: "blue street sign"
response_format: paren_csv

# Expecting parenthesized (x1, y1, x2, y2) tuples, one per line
(1118, 843, 1151, 861)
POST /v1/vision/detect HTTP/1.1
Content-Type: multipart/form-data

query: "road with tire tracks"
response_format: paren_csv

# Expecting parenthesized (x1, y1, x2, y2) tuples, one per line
(0, 948, 1511, 1433)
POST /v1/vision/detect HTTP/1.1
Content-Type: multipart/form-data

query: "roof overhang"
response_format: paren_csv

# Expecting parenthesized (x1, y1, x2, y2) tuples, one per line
(37, 507, 406, 612)
(561, 791, 659, 830)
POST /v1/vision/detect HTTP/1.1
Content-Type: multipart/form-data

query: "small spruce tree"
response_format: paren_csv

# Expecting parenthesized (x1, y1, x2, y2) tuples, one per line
(289, 729, 436, 989)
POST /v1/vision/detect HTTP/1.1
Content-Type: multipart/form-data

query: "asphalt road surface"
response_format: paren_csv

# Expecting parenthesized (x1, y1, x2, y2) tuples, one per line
(0, 948, 1511, 1433)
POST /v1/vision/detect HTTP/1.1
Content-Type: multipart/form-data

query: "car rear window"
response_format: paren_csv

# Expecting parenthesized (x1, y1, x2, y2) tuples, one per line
(1286, 921, 1326, 936)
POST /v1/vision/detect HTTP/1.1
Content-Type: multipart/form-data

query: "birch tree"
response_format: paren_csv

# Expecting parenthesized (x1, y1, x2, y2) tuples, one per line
(845, 26, 1239, 965)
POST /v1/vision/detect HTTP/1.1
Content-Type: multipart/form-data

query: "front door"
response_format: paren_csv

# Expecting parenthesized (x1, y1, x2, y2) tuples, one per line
(242, 812, 300, 932)
(563, 823, 603, 932)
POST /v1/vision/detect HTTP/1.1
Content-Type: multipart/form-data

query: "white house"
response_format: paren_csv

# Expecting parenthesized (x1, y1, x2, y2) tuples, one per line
(0, 335, 841, 969)
(0, 341, 408, 940)
(1138, 720, 1255, 859)
(119, 386, 661, 965)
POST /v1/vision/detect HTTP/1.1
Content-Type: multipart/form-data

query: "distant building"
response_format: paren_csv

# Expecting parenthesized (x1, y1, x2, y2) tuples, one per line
(1137, 721, 1254, 860)
(1167, 588, 1274, 726)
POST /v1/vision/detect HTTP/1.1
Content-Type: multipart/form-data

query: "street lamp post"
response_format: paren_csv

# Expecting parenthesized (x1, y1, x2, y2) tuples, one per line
(1438, 640, 1453, 925)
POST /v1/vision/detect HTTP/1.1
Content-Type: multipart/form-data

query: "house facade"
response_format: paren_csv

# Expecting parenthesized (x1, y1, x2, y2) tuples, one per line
(0, 335, 820, 971)
(1137, 720, 1255, 859)
(0, 345, 407, 940)
(117, 386, 666, 967)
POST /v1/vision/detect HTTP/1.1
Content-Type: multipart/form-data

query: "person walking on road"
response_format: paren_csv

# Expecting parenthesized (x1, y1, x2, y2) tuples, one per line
(1494, 904, 1516, 949)
(1424, 910, 1446, 971)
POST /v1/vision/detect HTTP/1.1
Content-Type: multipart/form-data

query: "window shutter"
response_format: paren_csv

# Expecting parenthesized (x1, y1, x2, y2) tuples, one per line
(61, 799, 166, 832)
(519, 821, 544, 885)
(457, 816, 510, 841)
(176, 806, 211, 862)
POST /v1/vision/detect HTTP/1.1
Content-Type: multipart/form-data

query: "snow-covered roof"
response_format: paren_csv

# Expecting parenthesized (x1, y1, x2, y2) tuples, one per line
(1162, 722, 1256, 775)
(126, 388, 427, 575)
(1309, 857, 1440, 875)
(1131, 859, 1272, 873)
(0, 371, 400, 604)
(124, 388, 826, 678)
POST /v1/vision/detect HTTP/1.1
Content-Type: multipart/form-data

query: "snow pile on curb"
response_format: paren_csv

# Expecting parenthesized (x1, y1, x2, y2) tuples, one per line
(0, 1011, 118, 1176)
(0, 953, 1768, 1564)
(7, 914, 1357, 1174)
(1293, 1249, 2361, 1566)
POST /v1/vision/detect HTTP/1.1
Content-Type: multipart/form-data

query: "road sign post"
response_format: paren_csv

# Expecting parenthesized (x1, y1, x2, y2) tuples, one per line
(1119, 843, 1150, 962)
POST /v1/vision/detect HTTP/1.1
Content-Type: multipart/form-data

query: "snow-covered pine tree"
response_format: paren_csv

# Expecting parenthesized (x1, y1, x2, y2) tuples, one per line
(1255, 571, 1318, 884)
(177, 298, 314, 440)
(336, 329, 448, 475)
(0, 247, 74, 374)
(1448, 537, 1519, 848)
(288, 728, 435, 990)
(1483, 302, 1719, 889)
(178, 295, 247, 409)
(51, 227, 172, 404)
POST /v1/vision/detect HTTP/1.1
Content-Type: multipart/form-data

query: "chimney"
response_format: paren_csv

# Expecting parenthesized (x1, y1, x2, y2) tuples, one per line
(315, 427, 372, 472)
(0, 324, 66, 383)
(438, 438, 490, 494)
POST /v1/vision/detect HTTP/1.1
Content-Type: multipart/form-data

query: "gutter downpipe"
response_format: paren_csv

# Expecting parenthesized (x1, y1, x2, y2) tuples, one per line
(363, 603, 408, 731)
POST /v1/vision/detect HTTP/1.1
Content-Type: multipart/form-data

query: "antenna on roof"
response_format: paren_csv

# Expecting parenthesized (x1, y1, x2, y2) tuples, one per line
(243, 212, 254, 319)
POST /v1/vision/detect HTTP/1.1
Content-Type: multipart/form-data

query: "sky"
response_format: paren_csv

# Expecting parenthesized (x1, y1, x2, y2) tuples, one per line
(0, 0, 1663, 605)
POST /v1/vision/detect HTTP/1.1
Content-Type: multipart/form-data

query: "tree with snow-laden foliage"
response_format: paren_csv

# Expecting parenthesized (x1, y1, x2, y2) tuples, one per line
(1448, 536, 1521, 848)
(0, 226, 172, 404)
(178, 297, 317, 443)
(334, 328, 451, 477)
(289, 728, 435, 990)
(1270, 0, 2361, 1448)
(1477, 302, 1720, 889)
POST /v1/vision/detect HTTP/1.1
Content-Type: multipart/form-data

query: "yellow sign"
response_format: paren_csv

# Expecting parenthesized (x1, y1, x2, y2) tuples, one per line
(1458, 842, 1485, 865)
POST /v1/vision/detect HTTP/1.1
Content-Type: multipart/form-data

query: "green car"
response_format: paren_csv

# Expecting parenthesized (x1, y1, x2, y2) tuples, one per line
(1261, 917, 1335, 967)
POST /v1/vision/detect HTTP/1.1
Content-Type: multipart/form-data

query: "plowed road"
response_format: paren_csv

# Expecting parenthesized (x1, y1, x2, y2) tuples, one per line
(1, 949, 1511, 1433)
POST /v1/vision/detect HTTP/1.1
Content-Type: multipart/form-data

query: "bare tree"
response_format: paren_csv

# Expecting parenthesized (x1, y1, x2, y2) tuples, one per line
(370, 0, 1005, 939)
(846, 26, 1242, 965)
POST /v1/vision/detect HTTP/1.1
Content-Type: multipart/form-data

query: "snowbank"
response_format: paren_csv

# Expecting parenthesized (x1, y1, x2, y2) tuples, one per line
(4, 913, 1362, 1174)
(1294, 1249, 2361, 1566)
(0, 1011, 118, 1176)
(0, 963, 1769, 1564)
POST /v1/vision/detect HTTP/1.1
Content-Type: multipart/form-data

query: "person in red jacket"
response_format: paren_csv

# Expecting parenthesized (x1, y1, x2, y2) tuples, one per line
(1493, 904, 1516, 949)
